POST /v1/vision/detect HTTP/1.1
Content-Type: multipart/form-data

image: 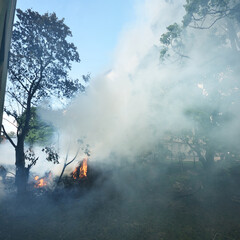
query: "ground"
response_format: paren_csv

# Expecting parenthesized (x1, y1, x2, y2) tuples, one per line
(1, 160, 240, 240)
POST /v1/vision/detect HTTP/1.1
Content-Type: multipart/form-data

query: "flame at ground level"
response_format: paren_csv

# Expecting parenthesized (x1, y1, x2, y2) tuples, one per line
(34, 172, 52, 188)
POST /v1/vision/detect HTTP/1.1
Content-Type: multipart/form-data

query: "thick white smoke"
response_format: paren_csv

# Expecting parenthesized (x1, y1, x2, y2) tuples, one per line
(42, 0, 240, 165)
(41, 0, 186, 161)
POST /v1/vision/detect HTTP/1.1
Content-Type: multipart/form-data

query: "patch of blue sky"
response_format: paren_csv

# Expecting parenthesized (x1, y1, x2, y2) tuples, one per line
(16, 0, 142, 78)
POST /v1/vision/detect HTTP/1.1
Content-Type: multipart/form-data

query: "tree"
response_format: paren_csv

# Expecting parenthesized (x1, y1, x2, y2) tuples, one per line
(183, 0, 240, 27)
(181, 107, 231, 169)
(159, 0, 240, 169)
(160, 0, 240, 60)
(159, 23, 188, 61)
(1, 9, 88, 194)
(183, 0, 240, 51)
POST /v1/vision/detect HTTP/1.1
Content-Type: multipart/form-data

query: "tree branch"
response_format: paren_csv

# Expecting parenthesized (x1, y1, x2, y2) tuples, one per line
(66, 146, 81, 167)
(189, 15, 226, 30)
(6, 91, 27, 110)
(9, 69, 30, 94)
(1, 125, 17, 148)
(3, 108, 20, 125)
(57, 145, 81, 185)
(3, 117, 17, 129)
(27, 157, 39, 170)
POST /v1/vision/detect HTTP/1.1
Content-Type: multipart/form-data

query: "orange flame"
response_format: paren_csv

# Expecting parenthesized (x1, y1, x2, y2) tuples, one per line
(80, 158, 88, 178)
(34, 172, 52, 188)
(72, 167, 78, 180)
(72, 157, 88, 179)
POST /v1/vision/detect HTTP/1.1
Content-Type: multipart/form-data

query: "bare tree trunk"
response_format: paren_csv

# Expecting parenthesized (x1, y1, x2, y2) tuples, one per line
(15, 136, 28, 194)
(15, 98, 32, 194)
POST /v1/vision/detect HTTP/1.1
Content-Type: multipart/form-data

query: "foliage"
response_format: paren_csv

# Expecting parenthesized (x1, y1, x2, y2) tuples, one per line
(159, 23, 187, 60)
(183, 0, 240, 28)
(8, 9, 85, 107)
(42, 146, 59, 164)
(160, 0, 240, 61)
(20, 107, 55, 146)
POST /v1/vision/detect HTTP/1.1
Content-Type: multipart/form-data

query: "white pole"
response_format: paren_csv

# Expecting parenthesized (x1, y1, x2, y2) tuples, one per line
(0, 0, 17, 131)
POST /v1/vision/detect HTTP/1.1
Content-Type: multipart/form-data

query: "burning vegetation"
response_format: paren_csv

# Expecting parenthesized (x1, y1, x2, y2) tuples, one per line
(72, 157, 88, 180)
(34, 172, 52, 188)
(1, 0, 240, 239)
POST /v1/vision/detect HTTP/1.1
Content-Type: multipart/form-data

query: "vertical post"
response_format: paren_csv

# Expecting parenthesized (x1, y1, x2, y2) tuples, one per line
(0, 0, 17, 129)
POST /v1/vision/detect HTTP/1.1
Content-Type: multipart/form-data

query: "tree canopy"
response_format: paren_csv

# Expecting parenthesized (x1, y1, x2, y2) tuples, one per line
(20, 107, 55, 146)
(159, 0, 240, 168)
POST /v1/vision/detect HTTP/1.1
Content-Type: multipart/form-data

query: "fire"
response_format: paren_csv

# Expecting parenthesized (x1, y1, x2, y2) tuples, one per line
(80, 158, 88, 178)
(72, 157, 88, 180)
(72, 167, 78, 180)
(34, 176, 47, 188)
(34, 171, 52, 188)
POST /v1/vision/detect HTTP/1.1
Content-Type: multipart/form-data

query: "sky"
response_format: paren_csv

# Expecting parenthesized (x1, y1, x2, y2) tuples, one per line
(16, 0, 141, 78)
(3, 0, 142, 132)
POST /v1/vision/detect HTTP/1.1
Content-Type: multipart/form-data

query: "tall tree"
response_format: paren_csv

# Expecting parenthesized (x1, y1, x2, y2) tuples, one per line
(159, 0, 240, 169)
(1, 9, 87, 194)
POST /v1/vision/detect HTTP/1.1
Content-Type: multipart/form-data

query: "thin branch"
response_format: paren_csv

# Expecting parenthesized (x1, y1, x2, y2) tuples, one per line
(170, 40, 190, 60)
(3, 117, 17, 128)
(6, 91, 26, 110)
(31, 58, 52, 97)
(189, 15, 226, 30)
(3, 109, 19, 124)
(172, 46, 190, 59)
(1, 125, 17, 148)
(57, 145, 81, 185)
(27, 157, 39, 170)
(9, 69, 30, 94)
(66, 146, 81, 167)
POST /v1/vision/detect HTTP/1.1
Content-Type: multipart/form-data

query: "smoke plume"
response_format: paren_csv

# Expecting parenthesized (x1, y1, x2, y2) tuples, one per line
(41, 0, 239, 166)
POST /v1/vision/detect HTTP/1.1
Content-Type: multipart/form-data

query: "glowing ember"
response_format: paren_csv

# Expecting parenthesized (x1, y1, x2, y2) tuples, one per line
(72, 157, 88, 179)
(72, 167, 78, 180)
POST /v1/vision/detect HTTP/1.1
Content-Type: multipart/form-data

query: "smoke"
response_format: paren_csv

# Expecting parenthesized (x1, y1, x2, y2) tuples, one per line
(42, 0, 186, 160)
(41, 0, 239, 166)
(0, 182, 5, 201)
(0, 142, 15, 166)
(1, 2, 240, 239)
